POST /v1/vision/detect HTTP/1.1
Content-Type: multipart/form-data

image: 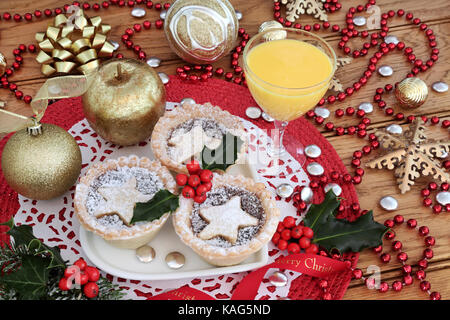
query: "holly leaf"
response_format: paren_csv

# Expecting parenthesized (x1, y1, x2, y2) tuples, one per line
(201, 132, 244, 171)
(131, 190, 179, 224)
(303, 190, 388, 254)
(303, 190, 340, 233)
(1, 218, 66, 269)
(0, 255, 50, 300)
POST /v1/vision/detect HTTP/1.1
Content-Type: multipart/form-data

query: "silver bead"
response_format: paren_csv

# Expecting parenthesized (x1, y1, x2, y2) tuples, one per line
(314, 107, 330, 119)
(180, 98, 196, 105)
(268, 271, 288, 287)
(436, 191, 450, 206)
(165, 252, 185, 269)
(160, 9, 167, 20)
(304, 144, 322, 158)
(146, 56, 161, 68)
(379, 196, 398, 211)
(431, 81, 448, 93)
(386, 124, 403, 134)
(300, 186, 314, 203)
(277, 183, 294, 198)
(158, 72, 169, 84)
(439, 151, 448, 159)
(306, 162, 324, 176)
(324, 183, 342, 197)
(245, 106, 262, 119)
(358, 102, 373, 114)
(378, 65, 393, 77)
(131, 7, 146, 18)
(109, 40, 120, 51)
(353, 16, 367, 26)
(384, 35, 399, 45)
(261, 112, 274, 122)
(136, 245, 155, 263)
(235, 10, 243, 21)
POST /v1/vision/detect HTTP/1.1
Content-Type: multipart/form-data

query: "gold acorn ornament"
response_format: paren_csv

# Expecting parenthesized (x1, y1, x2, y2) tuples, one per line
(82, 59, 166, 146)
(395, 77, 428, 109)
(1, 120, 82, 200)
(164, 0, 239, 64)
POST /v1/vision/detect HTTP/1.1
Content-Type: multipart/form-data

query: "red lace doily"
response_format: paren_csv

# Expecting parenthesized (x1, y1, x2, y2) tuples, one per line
(0, 76, 359, 300)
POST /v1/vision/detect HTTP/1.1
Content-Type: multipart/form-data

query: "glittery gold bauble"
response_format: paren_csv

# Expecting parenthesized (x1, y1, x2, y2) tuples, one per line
(164, 0, 238, 64)
(0, 53, 6, 76)
(82, 59, 166, 146)
(1, 123, 82, 200)
(395, 77, 428, 109)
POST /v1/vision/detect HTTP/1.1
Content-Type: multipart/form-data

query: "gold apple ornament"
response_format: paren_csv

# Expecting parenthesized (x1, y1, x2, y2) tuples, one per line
(82, 59, 166, 146)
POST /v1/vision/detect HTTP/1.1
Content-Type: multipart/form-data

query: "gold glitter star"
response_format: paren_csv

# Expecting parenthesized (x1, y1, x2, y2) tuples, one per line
(199, 196, 259, 244)
(94, 177, 151, 225)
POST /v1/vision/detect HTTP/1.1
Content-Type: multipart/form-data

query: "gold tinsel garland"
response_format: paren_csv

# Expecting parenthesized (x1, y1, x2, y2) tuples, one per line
(35, 10, 114, 76)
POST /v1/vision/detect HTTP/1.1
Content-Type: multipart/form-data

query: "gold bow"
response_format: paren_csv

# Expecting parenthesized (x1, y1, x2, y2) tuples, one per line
(0, 75, 94, 133)
(35, 10, 114, 76)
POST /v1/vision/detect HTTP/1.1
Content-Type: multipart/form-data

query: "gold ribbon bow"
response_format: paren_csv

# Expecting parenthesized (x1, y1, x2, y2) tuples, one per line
(35, 10, 114, 76)
(0, 75, 94, 133)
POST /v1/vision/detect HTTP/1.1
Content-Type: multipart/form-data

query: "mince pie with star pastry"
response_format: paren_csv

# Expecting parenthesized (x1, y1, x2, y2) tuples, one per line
(172, 173, 280, 266)
(151, 102, 247, 174)
(74, 155, 177, 249)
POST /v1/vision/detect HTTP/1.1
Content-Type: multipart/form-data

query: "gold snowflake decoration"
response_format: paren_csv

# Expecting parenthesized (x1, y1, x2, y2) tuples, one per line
(279, 0, 328, 22)
(329, 57, 353, 92)
(366, 119, 450, 194)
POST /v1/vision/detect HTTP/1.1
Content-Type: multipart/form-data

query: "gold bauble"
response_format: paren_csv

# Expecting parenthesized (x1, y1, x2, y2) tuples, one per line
(164, 0, 238, 64)
(258, 21, 287, 41)
(1, 123, 82, 200)
(395, 77, 428, 109)
(82, 59, 166, 146)
(0, 53, 6, 76)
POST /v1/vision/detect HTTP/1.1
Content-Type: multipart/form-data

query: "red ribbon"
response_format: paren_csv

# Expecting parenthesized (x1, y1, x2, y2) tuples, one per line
(147, 253, 350, 300)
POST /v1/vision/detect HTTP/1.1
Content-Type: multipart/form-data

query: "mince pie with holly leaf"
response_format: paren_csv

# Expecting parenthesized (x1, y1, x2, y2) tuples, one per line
(74, 155, 178, 249)
(151, 102, 247, 174)
(172, 173, 280, 266)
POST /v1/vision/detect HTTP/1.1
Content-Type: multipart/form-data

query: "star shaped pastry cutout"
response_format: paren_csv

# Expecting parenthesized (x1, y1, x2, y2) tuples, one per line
(94, 176, 152, 225)
(366, 119, 450, 194)
(198, 196, 259, 244)
(168, 125, 222, 163)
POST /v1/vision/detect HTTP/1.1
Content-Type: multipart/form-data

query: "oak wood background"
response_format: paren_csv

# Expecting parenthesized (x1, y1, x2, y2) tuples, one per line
(0, 0, 449, 300)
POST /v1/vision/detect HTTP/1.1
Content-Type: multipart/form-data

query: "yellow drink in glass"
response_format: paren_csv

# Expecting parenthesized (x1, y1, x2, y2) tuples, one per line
(243, 28, 336, 159)
(245, 39, 333, 121)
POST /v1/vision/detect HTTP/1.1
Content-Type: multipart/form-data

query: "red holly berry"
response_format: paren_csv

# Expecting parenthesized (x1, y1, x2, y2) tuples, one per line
(281, 229, 292, 241)
(175, 174, 188, 186)
(199, 169, 213, 183)
(299, 236, 311, 249)
(85, 266, 100, 282)
(196, 184, 208, 197)
(277, 239, 288, 250)
(203, 181, 212, 191)
(58, 277, 72, 291)
(64, 265, 80, 278)
(182, 186, 195, 198)
(290, 226, 303, 239)
(188, 175, 201, 188)
(186, 159, 200, 174)
(305, 243, 319, 254)
(287, 242, 300, 254)
(302, 227, 314, 239)
(83, 282, 99, 299)
(271, 232, 281, 245)
(194, 194, 206, 204)
(77, 272, 89, 285)
(282, 216, 296, 229)
(74, 258, 87, 271)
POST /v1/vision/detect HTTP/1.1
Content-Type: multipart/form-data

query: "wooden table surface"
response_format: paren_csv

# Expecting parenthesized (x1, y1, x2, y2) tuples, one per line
(0, 0, 449, 300)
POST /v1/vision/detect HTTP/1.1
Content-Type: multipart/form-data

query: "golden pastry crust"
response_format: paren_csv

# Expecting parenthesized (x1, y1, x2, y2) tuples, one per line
(74, 155, 177, 248)
(151, 102, 248, 174)
(172, 173, 280, 266)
